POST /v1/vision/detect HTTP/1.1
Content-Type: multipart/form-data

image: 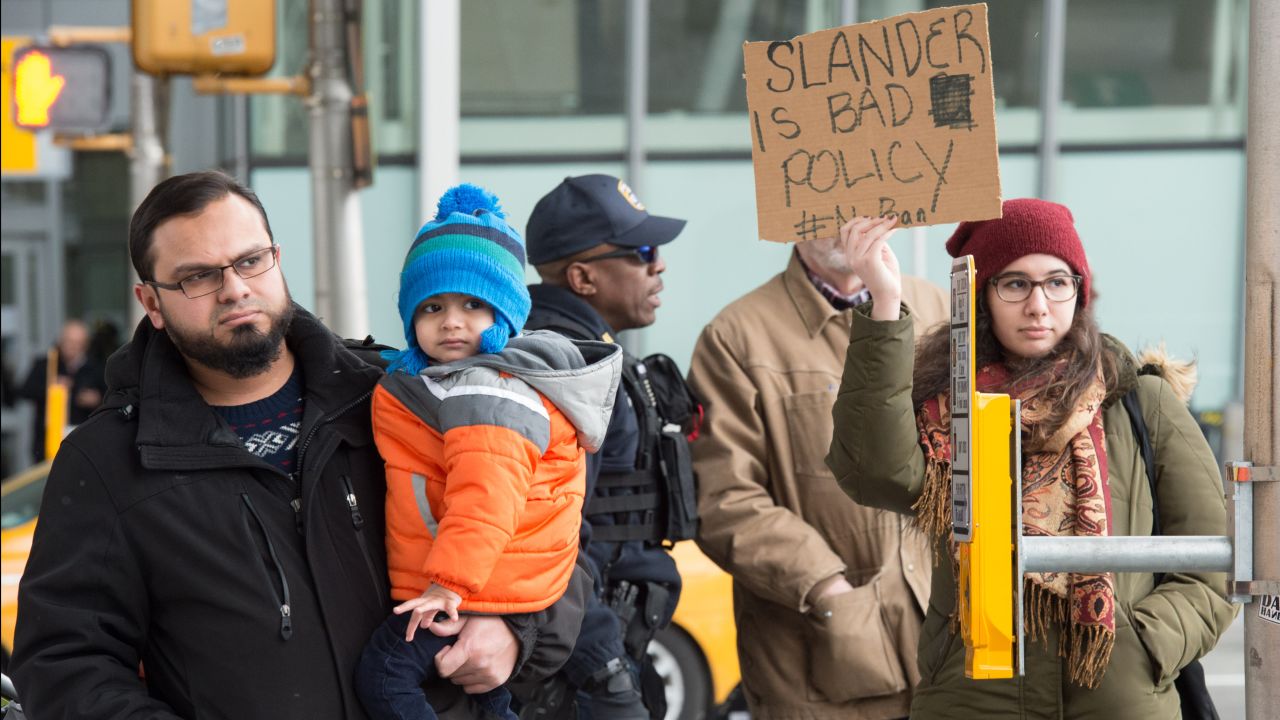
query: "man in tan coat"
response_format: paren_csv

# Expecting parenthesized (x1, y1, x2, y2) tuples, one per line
(687, 223, 947, 719)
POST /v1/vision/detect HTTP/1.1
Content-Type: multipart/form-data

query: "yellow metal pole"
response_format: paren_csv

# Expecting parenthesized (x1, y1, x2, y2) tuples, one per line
(43, 348, 67, 460)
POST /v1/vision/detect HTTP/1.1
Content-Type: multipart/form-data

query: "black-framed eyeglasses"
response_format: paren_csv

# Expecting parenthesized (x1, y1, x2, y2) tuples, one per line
(577, 245, 659, 265)
(990, 272, 1082, 303)
(145, 246, 279, 299)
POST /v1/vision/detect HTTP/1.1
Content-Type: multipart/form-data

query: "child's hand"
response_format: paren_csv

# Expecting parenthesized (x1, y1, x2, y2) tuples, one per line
(393, 583, 462, 642)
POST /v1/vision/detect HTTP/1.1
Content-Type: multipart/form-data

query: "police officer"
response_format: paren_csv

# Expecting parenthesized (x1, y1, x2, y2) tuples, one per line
(519, 175, 696, 719)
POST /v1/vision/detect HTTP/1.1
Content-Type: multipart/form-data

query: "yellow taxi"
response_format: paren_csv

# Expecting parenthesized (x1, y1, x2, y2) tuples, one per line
(0, 463, 744, 718)
(653, 540, 741, 720)
(0, 461, 49, 674)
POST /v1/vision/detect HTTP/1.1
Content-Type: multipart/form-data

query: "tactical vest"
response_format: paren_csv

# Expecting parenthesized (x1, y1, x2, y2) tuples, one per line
(530, 319, 701, 546)
(588, 351, 701, 545)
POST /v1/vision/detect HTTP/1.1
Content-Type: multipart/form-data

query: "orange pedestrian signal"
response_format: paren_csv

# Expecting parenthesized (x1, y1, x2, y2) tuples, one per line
(11, 45, 110, 132)
(15, 50, 65, 127)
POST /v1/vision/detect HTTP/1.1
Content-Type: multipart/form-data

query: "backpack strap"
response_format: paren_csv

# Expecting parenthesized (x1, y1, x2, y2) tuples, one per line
(1122, 387, 1165, 585)
(1121, 388, 1159, 535)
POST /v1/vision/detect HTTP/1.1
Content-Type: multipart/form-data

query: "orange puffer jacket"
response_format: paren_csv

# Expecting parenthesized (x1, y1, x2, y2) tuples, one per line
(372, 331, 621, 614)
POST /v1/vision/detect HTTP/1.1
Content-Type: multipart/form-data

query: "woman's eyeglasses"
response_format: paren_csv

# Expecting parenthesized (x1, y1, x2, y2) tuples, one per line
(990, 273, 1081, 303)
(578, 245, 659, 265)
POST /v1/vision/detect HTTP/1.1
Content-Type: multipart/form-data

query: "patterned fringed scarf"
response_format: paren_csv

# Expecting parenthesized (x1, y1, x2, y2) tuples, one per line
(913, 363, 1115, 688)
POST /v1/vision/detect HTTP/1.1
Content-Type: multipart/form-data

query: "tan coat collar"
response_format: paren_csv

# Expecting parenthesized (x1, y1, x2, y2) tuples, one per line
(782, 250, 849, 339)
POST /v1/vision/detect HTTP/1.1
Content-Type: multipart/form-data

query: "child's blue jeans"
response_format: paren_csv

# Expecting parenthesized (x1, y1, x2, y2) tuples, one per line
(355, 612, 517, 720)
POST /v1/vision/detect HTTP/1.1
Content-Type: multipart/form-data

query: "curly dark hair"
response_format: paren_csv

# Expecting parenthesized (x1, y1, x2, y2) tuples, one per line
(911, 289, 1119, 447)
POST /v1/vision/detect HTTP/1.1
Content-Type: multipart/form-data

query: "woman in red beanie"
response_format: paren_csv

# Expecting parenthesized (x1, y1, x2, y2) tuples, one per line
(825, 200, 1233, 719)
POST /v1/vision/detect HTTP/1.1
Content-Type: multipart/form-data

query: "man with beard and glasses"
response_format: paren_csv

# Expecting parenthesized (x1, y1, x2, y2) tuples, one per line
(686, 217, 947, 719)
(11, 170, 589, 720)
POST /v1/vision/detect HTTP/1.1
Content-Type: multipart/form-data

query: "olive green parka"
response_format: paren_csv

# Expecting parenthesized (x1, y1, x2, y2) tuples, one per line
(825, 306, 1236, 720)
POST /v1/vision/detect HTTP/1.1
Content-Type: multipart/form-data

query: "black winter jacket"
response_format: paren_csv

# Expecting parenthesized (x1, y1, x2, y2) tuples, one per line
(525, 285, 681, 596)
(12, 308, 392, 719)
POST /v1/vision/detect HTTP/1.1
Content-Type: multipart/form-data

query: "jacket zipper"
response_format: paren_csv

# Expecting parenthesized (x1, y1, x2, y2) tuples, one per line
(289, 390, 374, 536)
(241, 494, 294, 640)
(341, 473, 388, 608)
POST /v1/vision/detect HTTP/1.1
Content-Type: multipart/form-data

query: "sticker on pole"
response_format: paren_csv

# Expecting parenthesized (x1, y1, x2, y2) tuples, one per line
(1261, 595, 1280, 625)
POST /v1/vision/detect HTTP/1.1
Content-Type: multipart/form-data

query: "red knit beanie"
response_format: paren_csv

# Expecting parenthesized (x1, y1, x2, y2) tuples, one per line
(945, 198, 1092, 307)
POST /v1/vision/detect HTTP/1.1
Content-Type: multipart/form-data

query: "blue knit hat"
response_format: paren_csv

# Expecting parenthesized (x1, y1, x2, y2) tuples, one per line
(384, 184, 531, 374)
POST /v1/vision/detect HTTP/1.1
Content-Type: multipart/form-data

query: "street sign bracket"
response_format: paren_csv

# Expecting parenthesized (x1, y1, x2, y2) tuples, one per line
(1225, 461, 1280, 603)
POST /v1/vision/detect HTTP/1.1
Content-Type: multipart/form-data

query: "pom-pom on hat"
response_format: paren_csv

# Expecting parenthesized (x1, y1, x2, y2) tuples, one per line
(945, 198, 1092, 307)
(384, 183, 531, 374)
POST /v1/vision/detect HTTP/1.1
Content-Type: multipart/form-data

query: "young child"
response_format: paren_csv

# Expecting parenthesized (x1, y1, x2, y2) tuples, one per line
(355, 184, 622, 720)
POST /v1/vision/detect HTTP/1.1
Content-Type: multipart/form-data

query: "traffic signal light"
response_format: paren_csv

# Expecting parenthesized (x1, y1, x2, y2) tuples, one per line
(132, 0, 276, 76)
(12, 45, 111, 132)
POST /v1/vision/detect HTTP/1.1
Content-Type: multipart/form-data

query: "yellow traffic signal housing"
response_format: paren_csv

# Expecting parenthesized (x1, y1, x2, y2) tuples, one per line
(132, 0, 276, 76)
(951, 254, 1018, 680)
(11, 45, 111, 131)
(958, 392, 1019, 679)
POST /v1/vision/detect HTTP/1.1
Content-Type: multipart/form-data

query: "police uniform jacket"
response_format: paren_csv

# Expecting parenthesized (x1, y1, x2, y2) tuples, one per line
(526, 284, 682, 595)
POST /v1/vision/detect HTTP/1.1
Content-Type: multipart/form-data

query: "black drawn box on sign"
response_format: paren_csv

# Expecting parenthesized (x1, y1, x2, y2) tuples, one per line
(930, 74, 975, 129)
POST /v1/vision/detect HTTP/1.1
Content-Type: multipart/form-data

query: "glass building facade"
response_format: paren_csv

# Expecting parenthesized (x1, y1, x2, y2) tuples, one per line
(251, 0, 1249, 413)
(0, 0, 1252, 475)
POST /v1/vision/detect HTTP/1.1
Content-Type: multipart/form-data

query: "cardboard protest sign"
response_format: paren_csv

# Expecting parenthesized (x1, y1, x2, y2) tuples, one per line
(743, 3, 1001, 242)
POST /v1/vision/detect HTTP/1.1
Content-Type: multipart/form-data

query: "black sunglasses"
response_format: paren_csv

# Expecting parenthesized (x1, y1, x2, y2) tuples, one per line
(578, 245, 659, 265)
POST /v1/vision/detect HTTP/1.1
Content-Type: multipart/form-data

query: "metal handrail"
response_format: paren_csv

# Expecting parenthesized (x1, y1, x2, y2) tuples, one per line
(1021, 535, 1234, 574)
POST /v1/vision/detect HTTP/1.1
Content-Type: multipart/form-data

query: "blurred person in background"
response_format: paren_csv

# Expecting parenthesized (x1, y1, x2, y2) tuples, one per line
(18, 318, 106, 463)
(1, 353, 15, 477)
(1, 354, 14, 410)
(89, 319, 123, 370)
(686, 218, 946, 719)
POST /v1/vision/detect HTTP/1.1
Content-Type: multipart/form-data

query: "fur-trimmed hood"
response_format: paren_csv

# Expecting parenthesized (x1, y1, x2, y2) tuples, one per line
(1134, 344, 1197, 404)
(1105, 336, 1198, 406)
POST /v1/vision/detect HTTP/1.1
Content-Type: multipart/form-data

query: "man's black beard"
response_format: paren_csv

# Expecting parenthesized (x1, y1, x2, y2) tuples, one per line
(165, 302, 296, 379)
